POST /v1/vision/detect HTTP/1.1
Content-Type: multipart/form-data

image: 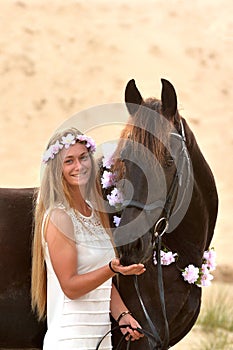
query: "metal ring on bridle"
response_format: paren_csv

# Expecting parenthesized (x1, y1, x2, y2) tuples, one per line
(154, 217, 169, 237)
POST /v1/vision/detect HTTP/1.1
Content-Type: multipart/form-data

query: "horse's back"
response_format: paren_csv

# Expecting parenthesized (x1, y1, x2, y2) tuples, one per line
(0, 188, 46, 348)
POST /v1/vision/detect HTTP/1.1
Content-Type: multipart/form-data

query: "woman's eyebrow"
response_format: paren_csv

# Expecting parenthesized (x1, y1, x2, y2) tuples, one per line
(64, 151, 88, 159)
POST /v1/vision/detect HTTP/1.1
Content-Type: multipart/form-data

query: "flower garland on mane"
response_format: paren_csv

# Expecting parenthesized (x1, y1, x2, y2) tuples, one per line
(100, 153, 216, 288)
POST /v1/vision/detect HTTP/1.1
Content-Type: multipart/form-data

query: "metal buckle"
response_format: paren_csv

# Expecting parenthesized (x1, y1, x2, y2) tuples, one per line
(154, 217, 169, 237)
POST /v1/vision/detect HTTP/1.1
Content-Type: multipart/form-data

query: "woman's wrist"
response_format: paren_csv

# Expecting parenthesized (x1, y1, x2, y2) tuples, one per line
(117, 310, 132, 323)
(109, 260, 118, 274)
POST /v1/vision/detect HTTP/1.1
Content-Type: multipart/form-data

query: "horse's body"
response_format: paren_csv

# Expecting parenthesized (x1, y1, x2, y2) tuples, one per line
(0, 79, 218, 349)
(0, 188, 46, 348)
(108, 79, 218, 349)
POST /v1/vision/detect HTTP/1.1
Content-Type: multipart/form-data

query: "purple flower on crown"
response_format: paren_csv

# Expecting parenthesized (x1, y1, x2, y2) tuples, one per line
(42, 141, 63, 163)
(51, 140, 63, 154)
(77, 135, 96, 153)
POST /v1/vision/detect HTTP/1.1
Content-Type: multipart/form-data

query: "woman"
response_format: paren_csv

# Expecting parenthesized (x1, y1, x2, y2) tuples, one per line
(31, 127, 145, 349)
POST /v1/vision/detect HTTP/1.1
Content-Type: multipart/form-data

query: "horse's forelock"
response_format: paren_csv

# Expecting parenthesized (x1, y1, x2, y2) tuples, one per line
(130, 98, 173, 163)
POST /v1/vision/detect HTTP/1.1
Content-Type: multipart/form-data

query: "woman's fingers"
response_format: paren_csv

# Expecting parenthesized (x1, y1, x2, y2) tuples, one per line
(118, 263, 146, 275)
(123, 327, 143, 341)
(111, 259, 146, 275)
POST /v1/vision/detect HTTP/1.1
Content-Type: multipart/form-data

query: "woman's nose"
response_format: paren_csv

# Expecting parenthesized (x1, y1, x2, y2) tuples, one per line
(74, 159, 82, 170)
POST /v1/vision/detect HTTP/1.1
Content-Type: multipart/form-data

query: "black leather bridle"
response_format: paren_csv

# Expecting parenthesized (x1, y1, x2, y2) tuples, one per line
(125, 120, 191, 350)
(96, 120, 191, 350)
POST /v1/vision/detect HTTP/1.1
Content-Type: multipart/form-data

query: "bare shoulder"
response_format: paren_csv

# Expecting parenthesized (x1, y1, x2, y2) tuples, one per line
(46, 207, 75, 243)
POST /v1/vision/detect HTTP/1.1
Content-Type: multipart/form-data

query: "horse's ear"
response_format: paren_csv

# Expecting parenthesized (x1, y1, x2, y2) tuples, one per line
(161, 78, 177, 119)
(125, 79, 143, 115)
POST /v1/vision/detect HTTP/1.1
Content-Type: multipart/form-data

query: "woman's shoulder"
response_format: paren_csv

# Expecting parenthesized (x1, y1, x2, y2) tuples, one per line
(47, 205, 75, 240)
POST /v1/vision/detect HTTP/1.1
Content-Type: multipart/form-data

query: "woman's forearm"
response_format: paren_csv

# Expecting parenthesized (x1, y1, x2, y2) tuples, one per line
(110, 283, 130, 321)
(62, 264, 114, 299)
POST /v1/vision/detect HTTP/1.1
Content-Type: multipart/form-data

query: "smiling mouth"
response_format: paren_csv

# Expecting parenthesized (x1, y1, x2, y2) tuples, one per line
(71, 172, 87, 177)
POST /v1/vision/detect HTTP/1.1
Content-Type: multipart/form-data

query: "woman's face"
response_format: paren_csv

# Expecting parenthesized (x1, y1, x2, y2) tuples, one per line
(62, 142, 92, 189)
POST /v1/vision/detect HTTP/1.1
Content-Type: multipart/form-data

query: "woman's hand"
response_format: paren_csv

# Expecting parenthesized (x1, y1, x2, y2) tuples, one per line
(118, 313, 144, 342)
(110, 258, 146, 275)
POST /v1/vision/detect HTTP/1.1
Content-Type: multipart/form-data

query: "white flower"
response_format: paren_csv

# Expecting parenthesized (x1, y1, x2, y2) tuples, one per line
(101, 170, 115, 189)
(61, 134, 76, 148)
(107, 187, 124, 207)
(113, 215, 121, 227)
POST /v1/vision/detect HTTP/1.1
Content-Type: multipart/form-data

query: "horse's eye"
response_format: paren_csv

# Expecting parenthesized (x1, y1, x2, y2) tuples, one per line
(165, 156, 174, 168)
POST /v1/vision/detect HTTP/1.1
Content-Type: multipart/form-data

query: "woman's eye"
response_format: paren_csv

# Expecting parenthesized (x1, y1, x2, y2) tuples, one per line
(80, 154, 89, 161)
(64, 159, 73, 164)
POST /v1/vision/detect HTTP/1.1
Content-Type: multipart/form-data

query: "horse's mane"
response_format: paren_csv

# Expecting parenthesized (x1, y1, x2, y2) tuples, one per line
(112, 97, 175, 181)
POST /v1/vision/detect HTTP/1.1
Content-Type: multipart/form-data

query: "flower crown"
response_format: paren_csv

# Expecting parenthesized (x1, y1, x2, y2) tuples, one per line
(42, 133, 96, 163)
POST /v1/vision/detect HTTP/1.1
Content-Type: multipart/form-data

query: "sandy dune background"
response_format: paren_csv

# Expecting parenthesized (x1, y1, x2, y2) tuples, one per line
(0, 0, 232, 348)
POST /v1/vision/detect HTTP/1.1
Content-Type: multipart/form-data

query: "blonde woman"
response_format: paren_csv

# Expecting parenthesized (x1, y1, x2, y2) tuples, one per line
(31, 127, 145, 350)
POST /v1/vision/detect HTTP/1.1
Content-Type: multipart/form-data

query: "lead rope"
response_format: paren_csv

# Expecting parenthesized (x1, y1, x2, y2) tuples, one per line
(95, 324, 162, 350)
(155, 234, 170, 349)
(133, 233, 170, 350)
(134, 275, 162, 349)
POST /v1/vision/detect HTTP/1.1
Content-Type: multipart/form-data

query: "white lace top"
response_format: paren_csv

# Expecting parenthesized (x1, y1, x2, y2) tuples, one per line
(42, 204, 115, 350)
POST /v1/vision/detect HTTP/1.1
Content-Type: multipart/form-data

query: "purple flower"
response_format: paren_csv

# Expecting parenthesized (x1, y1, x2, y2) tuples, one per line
(161, 251, 177, 265)
(113, 215, 121, 227)
(182, 265, 200, 284)
(153, 250, 177, 266)
(102, 155, 114, 169)
(107, 187, 124, 207)
(42, 141, 63, 163)
(203, 248, 216, 271)
(77, 135, 96, 153)
(51, 141, 63, 154)
(197, 264, 214, 287)
(101, 170, 115, 189)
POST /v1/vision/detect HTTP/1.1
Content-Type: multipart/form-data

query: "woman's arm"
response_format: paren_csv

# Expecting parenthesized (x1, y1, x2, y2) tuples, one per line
(45, 216, 145, 300)
(110, 284, 144, 342)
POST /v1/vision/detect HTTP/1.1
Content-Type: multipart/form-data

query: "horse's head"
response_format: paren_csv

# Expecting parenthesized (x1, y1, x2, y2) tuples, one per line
(113, 79, 192, 266)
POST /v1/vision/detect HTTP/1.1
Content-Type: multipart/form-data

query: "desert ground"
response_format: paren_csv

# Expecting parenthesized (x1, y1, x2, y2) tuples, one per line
(0, 0, 232, 348)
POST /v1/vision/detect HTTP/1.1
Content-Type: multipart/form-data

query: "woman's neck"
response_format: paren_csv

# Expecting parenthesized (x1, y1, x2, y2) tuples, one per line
(69, 185, 92, 217)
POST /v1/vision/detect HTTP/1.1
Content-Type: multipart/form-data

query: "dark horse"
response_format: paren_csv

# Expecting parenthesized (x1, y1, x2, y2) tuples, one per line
(106, 79, 218, 349)
(0, 79, 218, 349)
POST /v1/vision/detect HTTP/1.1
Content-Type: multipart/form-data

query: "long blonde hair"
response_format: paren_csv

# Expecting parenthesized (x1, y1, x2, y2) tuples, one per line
(31, 127, 110, 320)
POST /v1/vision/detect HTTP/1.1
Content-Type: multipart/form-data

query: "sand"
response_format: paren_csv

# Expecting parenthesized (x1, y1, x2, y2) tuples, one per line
(0, 0, 232, 348)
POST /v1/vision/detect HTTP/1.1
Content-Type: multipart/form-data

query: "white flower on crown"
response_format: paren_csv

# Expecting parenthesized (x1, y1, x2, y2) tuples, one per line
(61, 134, 76, 148)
